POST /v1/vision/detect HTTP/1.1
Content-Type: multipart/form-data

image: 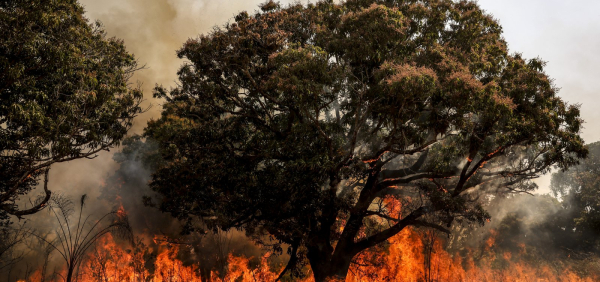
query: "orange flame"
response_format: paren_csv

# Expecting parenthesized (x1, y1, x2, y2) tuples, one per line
(25, 220, 597, 282)
(154, 245, 202, 282)
(25, 227, 596, 282)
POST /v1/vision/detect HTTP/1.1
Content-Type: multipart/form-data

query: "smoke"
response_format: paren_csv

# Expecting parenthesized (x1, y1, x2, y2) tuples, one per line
(79, 0, 302, 133)
(447, 191, 600, 277)
(450, 194, 560, 248)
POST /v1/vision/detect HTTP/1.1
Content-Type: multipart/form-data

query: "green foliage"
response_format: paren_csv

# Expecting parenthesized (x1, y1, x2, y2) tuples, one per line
(142, 0, 586, 279)
(0, 0, 143, 218)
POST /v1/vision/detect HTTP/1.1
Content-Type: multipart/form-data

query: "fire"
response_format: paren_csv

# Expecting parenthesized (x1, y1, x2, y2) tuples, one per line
(24, 224, 597, 282)
(218, 253, 280, 282)
(80, 234, 148, 282)
(116, 204, 127, 218)
(344, 228, 596, 282)
(153, 245, 202, 282)
(485, 229, 497, 250)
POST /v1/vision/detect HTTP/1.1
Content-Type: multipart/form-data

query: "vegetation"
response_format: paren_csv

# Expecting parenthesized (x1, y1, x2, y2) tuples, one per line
(448, 193, 600, 279)
(0, 0, 143, 219)
(29, 195, 133, 282)
(551, 141, 600, 253)
(141, 0, 586, 280)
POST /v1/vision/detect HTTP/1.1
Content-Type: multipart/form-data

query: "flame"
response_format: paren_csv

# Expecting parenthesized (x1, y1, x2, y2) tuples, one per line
(24, 219, 597, 282)
(154, 245, 202, 282)
(344, 228, 596, 282)
(485, 229, 497, 250)
(116, 204, 127, 218)
(24, 227, 596, 282)
(215, 253, 280, 282)
(79, 233, 148, 282)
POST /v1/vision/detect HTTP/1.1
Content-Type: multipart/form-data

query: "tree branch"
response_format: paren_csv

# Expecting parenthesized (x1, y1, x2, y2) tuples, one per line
(276, 238, 301, 281)
(3, 169, 52, 218)
(379, 149, 429, 180)
(378, 172, 452, 189)
(352, 207, 426, 253)
(413, 220, 451, 234)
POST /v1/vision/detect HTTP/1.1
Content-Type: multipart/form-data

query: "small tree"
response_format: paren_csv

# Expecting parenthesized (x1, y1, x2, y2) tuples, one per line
(30, 195, 133, 282)
(0, 0, 143, 219)
(144, 0, 586, 280)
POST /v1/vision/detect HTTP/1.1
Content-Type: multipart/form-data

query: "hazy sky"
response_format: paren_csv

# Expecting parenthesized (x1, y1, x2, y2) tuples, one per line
(58, 0, 599, 199)
(478, 0, 600, 191)
(479, 0, 600, 142)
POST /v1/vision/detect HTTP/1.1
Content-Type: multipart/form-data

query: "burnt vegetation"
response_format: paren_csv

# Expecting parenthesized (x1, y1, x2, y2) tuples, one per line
(1, 0, 600, 281)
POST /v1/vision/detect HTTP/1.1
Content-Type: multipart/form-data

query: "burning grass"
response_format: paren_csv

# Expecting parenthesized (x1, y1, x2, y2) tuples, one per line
(17, 226, 598, 282)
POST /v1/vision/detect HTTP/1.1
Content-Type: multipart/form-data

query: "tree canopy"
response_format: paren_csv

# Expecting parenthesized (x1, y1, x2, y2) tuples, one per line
(143, 0, 586, 280)
(0, 0, 143, 219)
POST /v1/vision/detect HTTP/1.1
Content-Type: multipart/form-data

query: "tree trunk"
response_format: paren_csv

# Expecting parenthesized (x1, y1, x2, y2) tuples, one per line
(66, 268, 74, 282)
(308, 247, 354, 282)
(310, 261, 353, 282)
(200, 266, 211, 282)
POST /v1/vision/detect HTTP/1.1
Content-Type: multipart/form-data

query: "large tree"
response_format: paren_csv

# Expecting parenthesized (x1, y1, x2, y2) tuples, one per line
(0, 0, 143, 218)
(144, 0, 586, 280)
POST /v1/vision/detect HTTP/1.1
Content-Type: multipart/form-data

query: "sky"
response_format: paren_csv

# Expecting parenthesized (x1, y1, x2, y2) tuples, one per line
(48, 0, 599, 202)
(477, 0, 600, 191)
(478, 0, 600, 143)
